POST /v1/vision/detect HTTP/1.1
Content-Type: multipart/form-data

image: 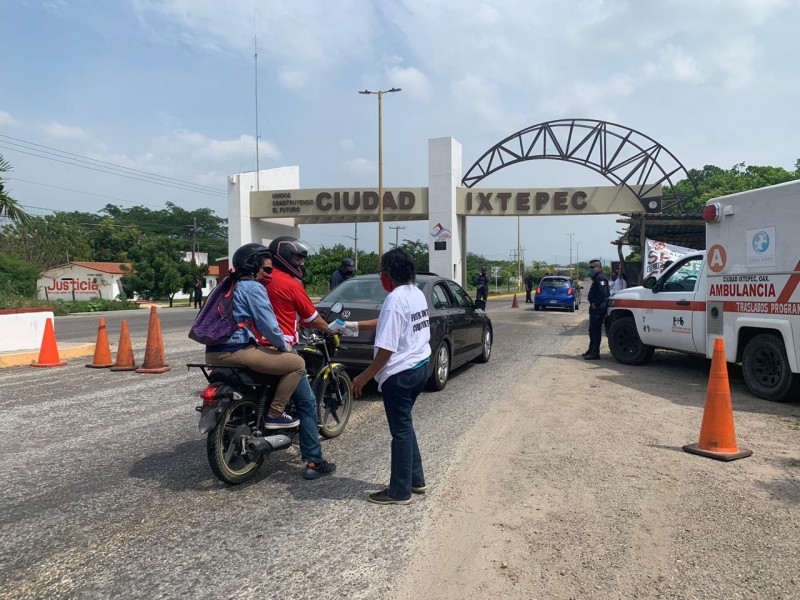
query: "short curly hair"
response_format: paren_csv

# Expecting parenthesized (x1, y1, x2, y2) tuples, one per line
(380, 248, 416, 283)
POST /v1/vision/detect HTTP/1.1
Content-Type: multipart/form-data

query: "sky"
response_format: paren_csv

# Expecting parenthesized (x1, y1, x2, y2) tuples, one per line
(1, 0, 799, 267)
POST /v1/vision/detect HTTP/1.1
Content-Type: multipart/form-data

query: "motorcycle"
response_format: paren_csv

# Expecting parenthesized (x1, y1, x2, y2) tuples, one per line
(187, 302, 352, 485)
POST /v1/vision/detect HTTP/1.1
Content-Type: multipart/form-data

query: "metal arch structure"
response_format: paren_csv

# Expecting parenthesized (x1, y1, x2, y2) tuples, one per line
(462, 119, 699, 212)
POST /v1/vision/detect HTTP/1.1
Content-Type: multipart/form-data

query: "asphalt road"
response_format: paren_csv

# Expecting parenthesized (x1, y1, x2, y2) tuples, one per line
(3, 297, 546, 599)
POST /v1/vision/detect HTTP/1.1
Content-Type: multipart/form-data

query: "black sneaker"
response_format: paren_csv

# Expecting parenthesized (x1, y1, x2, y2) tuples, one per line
(581, 350, 593, 357)
(265, 412, 300, 429)
(303, 460, 336, 480)
(583, 354, 601, 361)
(368, 489, 411, 505)
(411, 483, 427, 494)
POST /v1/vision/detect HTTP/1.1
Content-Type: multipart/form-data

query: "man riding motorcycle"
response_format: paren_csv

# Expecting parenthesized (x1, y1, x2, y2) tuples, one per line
(262, 236, 338, 480)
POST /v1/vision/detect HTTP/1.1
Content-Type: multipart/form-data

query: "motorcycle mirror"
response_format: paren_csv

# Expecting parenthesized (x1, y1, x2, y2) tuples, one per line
(329, 301, 344, 315)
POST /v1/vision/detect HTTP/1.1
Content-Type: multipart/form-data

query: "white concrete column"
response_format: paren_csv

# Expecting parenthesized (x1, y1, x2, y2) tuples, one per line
(427, 138, 464, 285)
(227, 167, 301, 257)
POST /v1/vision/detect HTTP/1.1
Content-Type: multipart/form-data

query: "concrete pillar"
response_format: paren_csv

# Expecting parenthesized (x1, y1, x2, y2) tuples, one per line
(227, 167, 301, 258)
(427, 138, 464, 285)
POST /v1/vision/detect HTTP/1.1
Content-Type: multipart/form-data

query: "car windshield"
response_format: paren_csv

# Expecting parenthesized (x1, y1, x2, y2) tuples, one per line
(321, 278, 427, 303)
(540, 278, 569, 288)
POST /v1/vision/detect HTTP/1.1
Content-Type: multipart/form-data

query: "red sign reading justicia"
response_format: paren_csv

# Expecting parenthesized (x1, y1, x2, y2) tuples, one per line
(46, 279, 99, 293)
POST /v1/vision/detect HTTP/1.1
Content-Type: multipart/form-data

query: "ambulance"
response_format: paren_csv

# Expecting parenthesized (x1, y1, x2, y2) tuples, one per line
(606, 180, 800, 401)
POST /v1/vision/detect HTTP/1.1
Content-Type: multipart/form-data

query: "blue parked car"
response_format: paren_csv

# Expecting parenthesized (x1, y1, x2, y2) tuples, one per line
(534, 276, 582, 312)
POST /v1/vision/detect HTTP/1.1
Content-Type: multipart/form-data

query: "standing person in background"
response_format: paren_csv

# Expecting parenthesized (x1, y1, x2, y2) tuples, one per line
(193, 277, 203, 309)
(475, 266, 489, 304)
(524, 275, 534, 303)
(340, 248, 431, 505)
(583, 259, 610, 361)
(265, 236, 338, 480)
(610, 269, 626, 295)
(329, 257, 356, 291)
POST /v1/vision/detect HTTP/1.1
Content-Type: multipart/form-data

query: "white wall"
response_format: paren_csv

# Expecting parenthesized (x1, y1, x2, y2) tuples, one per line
(0, 309, 55, 351)
(428, 137, 464, 285)
(38, 265, 124, 301)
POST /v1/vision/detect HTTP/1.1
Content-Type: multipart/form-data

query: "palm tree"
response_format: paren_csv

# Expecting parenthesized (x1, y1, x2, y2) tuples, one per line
(0, 154, 31, 224)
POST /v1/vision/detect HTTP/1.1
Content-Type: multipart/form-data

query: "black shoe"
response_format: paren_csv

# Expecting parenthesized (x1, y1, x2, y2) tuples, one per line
(581, 350, 593, 357)
(583, 354, 601, 361)
(303, 460, 336, 480)
(411, 483, 427, 494)
(368, 489, 411, 505)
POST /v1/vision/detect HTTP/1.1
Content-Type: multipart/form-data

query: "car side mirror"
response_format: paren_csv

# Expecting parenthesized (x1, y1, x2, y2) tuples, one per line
(644, 276, 658, 290)
(329, 301, 344, 314)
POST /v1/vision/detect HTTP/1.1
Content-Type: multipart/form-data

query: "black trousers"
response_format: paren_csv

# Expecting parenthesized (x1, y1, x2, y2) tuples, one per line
(588, 308, 605, 354)
(525, 290, 532, 303)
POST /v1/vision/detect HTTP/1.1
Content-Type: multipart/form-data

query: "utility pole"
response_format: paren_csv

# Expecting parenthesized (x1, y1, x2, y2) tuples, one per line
(389, 225, 405, 248)
(575, 242, 581, 276)
(344, 223, 359, 271)
(567, 233, 574, 278)
(191, 218, 197, 263)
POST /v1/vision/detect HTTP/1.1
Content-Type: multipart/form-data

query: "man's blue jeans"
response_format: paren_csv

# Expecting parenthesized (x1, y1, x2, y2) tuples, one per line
(291, 369, 324, 464)
(381, 364, 428, 500)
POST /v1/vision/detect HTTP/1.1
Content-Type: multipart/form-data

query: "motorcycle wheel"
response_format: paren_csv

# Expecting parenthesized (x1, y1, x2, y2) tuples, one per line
(317, 369, 353, 439)
(207, 397, 264, 485)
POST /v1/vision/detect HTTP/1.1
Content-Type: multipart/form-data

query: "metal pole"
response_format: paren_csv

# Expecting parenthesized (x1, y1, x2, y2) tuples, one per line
(354, 221, 358, 270)
(575, 241, 580, 275)
(378, 91, 384, 257)
(517, 216, 521, 291)
(567, 233, 574, 277)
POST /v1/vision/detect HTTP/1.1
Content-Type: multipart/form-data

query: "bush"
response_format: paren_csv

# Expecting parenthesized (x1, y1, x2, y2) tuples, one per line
(0, 290, 141, 315)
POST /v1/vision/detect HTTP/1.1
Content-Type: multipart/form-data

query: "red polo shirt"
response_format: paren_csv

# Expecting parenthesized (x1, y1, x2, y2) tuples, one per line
(264, 269, 319, 345)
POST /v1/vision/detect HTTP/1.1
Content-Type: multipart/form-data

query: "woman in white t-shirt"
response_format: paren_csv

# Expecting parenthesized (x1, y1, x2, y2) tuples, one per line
(348, 248, 431, 505)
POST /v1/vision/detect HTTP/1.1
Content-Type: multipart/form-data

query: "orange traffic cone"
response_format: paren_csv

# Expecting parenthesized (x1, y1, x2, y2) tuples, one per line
(136, 306, 170, 374)
(683, 338, 752, 461)
(111, 320, 138, 371)
(31, 318, 67, 367)
(511, 293, 519, 308)
(86, 317, 113, 368)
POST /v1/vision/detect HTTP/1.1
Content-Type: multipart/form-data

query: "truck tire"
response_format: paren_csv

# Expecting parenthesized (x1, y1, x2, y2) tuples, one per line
(741, 334, 795, 402)
(608, 317, 655, 366)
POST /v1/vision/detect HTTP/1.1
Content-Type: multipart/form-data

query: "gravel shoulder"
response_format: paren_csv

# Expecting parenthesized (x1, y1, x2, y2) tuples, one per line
(392, 310, 800, 600)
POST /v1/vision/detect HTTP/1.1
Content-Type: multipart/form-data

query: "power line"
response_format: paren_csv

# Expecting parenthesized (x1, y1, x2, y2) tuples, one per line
(0, 137, 226, 198)
(9, 177, 168, 210)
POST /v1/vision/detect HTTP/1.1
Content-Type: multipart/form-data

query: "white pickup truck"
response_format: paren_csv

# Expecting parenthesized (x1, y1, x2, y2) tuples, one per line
(605, 180, 800, 402)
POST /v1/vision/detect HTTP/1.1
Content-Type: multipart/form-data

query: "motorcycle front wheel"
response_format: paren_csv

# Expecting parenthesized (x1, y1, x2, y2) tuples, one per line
(207, 398, 264, 485)
(317, 369, 353, 439)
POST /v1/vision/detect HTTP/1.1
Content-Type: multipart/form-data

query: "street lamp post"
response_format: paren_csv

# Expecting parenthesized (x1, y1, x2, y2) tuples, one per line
(359, 87, 401, 256)
(575, 242, 580, 277)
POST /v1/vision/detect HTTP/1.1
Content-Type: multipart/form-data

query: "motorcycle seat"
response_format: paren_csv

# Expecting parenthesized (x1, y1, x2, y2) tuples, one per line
(206, 365, 281, 388)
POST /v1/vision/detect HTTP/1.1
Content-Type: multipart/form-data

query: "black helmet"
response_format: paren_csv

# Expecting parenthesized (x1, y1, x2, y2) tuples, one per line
(268, 236, 312, 280)
(231, 243, 270, 278)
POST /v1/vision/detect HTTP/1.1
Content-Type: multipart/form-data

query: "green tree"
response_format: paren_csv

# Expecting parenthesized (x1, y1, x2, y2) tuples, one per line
(88, 218, 143, 262)
(123, 237, 200, 307)
(0, 214, 93, 270)
(665, 161, 800, 214)
(0, 253, 39, 297)
(0, 154, 31, 225)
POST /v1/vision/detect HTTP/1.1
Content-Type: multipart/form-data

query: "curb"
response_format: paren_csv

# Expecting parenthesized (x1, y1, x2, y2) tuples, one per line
(0, 343, 96, 368)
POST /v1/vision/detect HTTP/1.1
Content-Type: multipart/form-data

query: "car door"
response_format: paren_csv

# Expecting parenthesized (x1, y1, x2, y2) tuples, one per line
(641, 255, 704, 353)
(445, 280, 478, 363)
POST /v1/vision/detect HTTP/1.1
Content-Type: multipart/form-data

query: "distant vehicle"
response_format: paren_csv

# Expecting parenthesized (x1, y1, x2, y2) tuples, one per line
(315, 273, 493, 391)
(534, 276, 582, 312)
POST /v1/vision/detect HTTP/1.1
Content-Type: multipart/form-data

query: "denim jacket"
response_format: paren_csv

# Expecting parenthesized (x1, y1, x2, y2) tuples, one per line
(207, 279, 289, 352)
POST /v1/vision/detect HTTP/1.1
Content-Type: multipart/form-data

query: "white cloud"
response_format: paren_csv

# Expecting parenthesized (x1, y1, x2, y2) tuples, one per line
(0, 110, 18, 126)
(339, 138, 355, 151)
(42, 121, 89, 140)
(278, 66, 309, 90)
(643, 45, 705, 84)
(387, 66, 431, 101)
(343, 157, 374, 176)
(171, 130, 280, 161)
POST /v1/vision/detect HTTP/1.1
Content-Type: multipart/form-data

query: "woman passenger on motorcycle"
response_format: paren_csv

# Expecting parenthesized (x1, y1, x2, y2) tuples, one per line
(205, 243, 306, 429)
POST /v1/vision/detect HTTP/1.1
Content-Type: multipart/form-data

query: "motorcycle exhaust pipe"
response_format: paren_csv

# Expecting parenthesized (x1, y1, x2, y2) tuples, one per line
(246, 434, 292, 457)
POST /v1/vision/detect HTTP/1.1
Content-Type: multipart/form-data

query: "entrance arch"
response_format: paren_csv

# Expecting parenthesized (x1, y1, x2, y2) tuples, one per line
(462, 119, 697, 211)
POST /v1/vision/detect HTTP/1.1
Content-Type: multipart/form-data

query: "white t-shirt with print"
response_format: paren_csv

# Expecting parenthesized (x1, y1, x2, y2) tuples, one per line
(373, 284, 432, 390)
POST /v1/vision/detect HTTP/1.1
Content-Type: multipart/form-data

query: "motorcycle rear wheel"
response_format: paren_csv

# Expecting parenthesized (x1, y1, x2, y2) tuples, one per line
(317, 370, 353, 439)
(207, 398, 264, 485)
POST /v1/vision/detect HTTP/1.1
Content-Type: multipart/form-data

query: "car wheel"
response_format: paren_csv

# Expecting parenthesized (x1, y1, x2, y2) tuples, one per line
(473, 327, 492, 364)
(427, 341, 450, 391)
(569, 301, 575, 313)
(741, 333, 795, 401)
(608, 317, 655, 366)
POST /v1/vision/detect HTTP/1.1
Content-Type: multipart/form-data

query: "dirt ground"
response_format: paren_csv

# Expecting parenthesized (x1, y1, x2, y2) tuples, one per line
(391, 316, 800, 600)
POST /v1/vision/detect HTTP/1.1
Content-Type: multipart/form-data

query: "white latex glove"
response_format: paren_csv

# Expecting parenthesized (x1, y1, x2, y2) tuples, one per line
(342, 321, 359, 337)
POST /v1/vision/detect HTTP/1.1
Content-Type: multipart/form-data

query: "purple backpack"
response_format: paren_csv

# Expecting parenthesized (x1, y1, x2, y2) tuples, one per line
(188, 277, 239, 346)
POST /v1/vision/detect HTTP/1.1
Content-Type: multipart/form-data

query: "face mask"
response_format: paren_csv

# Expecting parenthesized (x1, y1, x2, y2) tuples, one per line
(380, 273, 393, 293)
(610, 275, 617, 282)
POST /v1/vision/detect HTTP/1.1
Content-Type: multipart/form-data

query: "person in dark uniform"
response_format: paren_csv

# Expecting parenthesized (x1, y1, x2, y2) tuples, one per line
(524, 275, 534, 303)
(329, 257, 356, 291)
(583, 259, 610, 360)
(475, 266, 489, 303)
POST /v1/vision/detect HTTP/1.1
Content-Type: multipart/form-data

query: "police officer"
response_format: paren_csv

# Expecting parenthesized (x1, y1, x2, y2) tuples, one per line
(330, 257, 356, 291)
(583, 259, 610, 360)
(475, 266, 489, 303)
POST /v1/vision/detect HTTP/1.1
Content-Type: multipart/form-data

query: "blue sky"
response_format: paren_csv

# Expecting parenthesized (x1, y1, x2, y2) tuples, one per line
(1, 0, 799, 266)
